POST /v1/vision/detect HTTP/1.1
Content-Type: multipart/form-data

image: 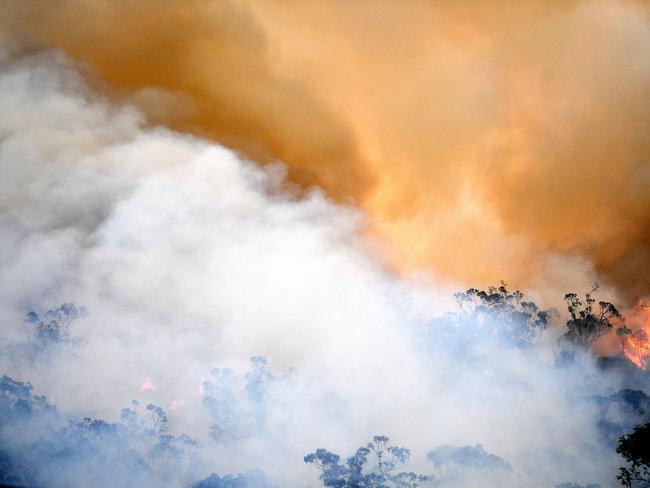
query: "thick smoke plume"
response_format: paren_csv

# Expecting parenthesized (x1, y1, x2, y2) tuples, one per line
(1, 0, 649, 305)
(0, 50, 643, 488)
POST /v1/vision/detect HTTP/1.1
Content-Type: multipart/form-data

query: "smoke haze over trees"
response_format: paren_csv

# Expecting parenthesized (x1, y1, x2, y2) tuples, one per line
(2, 0, 650, 302)
(0, 18, 648, 488)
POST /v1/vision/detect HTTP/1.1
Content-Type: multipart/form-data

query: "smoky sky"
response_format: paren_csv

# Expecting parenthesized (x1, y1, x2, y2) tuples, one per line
(1, 0, 649, 305)
(1, 2, 650, 484)
(1, 49, 637, 487)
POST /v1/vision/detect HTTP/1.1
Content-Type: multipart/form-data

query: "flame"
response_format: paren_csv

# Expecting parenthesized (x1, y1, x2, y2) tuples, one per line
(622, 301, 650, 370)
(139, 378, 156, 392)
(623, 330, 650, 370)
(169, 400, 184, 410)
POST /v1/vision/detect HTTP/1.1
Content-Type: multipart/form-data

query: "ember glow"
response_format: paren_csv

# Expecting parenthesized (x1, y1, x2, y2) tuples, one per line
(623, 330, 650, 370)
(139, 378, 157, 393)
(622, 302, 650, 370)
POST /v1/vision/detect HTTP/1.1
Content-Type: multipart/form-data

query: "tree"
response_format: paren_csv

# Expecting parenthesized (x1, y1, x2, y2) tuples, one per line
(425, 444, 511, 481)
(617, 326, 633, 347)
(555, 484, 600, 488)
(0, 375, 157, 488)
(191, 470, 272, 488)
(305, 435, 427, 487)
(434, 282, 552, 347)
(27, 303, 82, 346)
(19, 303, 84, 363)
(561, 286, 624, 349)
(202, 356, 285, 445)
(146, 403, 169, 435)
(617, 422, 650, 487)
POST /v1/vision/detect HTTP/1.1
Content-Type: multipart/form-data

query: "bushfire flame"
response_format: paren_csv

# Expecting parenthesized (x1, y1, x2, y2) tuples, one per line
(622, 301, 650, 370)
(139, 378, 156, 392)
(623, 331, 650, 370)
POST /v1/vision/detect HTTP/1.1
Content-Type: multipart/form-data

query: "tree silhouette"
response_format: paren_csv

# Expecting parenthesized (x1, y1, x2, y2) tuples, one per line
(191, 470, 272, 488)
(425, 444, 511, 481)
(305, 435, 427, 487)
(617, 422, 650, 487)
(436, 282, 552, 347)
(560, 286, 624, 349)
(20, 303, 84, 363)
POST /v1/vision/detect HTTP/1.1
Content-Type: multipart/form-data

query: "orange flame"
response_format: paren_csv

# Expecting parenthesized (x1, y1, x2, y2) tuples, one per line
(139, 378, 156, 392)
(623, 330, 650, 370)
(169, 399, 184, 410)
(622, 301, 650, 370)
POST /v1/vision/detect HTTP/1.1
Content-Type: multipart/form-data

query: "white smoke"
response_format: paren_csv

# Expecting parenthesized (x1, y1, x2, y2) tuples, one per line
(0, 50, 625, 487)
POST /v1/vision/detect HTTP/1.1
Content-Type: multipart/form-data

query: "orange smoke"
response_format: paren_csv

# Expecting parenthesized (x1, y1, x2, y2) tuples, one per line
(2, 0, 649, 304)
(0, 0, 373, 202)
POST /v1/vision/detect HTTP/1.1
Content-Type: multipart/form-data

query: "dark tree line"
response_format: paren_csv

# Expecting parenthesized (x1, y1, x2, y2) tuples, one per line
(452, 282, 552, 346)
(304, 435, 425, 487)
(440, 282, 638, 363)
(304, 436, 520, 487)
(617, 422, 650, 488)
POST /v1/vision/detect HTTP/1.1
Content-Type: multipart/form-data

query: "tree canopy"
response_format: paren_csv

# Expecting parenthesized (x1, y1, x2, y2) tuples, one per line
(560, 286, 624, 349)
(432, 282, 552, 348)
(617, 422, 650, 487)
